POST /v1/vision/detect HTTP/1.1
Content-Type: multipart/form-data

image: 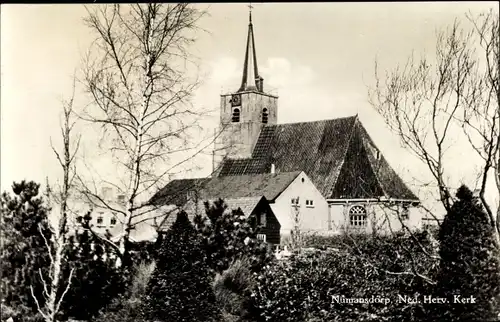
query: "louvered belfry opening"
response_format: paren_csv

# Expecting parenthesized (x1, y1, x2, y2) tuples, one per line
(232, 108, 241, 122)
(262, 108, 268, 124)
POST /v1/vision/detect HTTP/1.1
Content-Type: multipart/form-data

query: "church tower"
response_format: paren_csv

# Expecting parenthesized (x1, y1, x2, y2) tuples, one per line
(213, 8, 279, 173)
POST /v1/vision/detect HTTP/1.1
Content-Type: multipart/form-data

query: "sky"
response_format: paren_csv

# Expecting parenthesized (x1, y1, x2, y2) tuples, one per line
(1, 2, 499, 211)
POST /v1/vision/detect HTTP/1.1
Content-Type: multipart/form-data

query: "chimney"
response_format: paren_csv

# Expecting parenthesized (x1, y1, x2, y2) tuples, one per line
(270, 163, 275, 174)
(259, 76, 264, 91)
(101, 187, 112, 201)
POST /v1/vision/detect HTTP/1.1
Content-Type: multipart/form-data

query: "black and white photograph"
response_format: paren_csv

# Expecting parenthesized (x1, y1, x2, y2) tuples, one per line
(1, 2, 499, 321)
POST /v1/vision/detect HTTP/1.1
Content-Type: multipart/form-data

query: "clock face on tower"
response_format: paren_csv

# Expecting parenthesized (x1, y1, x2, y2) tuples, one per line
(230, 94, 242, 107)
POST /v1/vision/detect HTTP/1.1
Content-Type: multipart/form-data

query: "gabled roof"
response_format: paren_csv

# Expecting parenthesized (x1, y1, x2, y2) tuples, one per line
(205, 197, 264, 217)
(149, 171, 302, 208)
(201, 171, 301, 200)
(158, 196, 272, 232)
(218, 116, 418, 201)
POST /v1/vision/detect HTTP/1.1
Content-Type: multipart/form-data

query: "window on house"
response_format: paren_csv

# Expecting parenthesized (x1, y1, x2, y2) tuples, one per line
(305, 199, 314, 207)
(262, 108, 268, 124)
(400, 205, 410, 221)
(261, 213, 267, 227)
(110, 217, 117, 226)
(257, 234, 266, 242)
(232, 108, 240, 122)
(291, 198, 300, 205)
(117, 194, 125, 203)
(97, 216, 103, 225)
(349, 205, 367, 227)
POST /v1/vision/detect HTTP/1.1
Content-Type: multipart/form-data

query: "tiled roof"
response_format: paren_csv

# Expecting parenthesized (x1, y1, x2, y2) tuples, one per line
(201, 171, 301, 200)
(357, 124, 418, 200)
(158, 197, 266, 232)
(206, 197, 263, 216)
(149, 171, 302, 208)
(148, 178, 209, 207)
(218, 116, 418, 201)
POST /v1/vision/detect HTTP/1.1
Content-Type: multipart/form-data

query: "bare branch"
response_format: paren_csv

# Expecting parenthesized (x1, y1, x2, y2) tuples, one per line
(77, 4, 209, 262)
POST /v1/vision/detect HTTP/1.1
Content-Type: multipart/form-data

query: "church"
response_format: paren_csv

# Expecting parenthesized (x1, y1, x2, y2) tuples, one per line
(150, 10, 422, 240)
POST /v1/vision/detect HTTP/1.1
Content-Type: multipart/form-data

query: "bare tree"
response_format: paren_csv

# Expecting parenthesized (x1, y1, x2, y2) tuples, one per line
(76, 4, 213, 264)
(369, 9, 500, 243)
(31, 79, 80, 322)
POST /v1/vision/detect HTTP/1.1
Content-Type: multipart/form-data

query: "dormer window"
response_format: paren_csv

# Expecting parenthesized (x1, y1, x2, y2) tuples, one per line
(262, 108, 268, 124)
(232, 108, 240, 122)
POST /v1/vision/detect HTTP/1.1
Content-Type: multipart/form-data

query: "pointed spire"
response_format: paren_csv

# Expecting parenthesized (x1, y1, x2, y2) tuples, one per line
(238, 4, 262, 93)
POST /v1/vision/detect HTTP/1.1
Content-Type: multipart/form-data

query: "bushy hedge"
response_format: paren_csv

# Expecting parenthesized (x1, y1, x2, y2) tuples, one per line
(247, 233, 439, 322)
(213, 257, 257, 318)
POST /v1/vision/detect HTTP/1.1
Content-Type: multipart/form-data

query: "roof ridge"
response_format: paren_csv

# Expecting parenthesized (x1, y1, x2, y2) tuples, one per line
(216, 169, 301, 177)
(272, 115, 358, 127)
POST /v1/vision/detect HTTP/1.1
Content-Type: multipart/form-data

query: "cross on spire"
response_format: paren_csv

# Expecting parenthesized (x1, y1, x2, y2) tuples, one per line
(248, 3, 253, 23)
(238, 3, 263, 93)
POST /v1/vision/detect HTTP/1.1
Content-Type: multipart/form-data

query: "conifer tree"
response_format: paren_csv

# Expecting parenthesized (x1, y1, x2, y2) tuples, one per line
(194, 199, 271, 274)
(60, 213, 126, 321)
(432, 185, 500, 321)
(0, 181, 52, 321)
(142, 211, 221, 322)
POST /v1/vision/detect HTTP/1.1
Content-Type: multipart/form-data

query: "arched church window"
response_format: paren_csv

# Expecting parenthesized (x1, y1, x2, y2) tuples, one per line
(262, 108, 268, 124)
(232, 108, 240, 123)
(349, 205, 367, 227)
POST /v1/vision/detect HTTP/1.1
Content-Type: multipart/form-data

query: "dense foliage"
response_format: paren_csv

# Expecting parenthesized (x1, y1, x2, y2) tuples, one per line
(93, 261, 155, 322)
(0, 181, 130, 322)
(142, 211, 221, 322)
(213, 257, 257, 319)
(248, 233, 439, 322)
(7, 182, 499, 322)
(194, 199, 273, 274)
(430, 185, 500, 322)
(0, 181, 52, 321)
(60, 213, 126, 321)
